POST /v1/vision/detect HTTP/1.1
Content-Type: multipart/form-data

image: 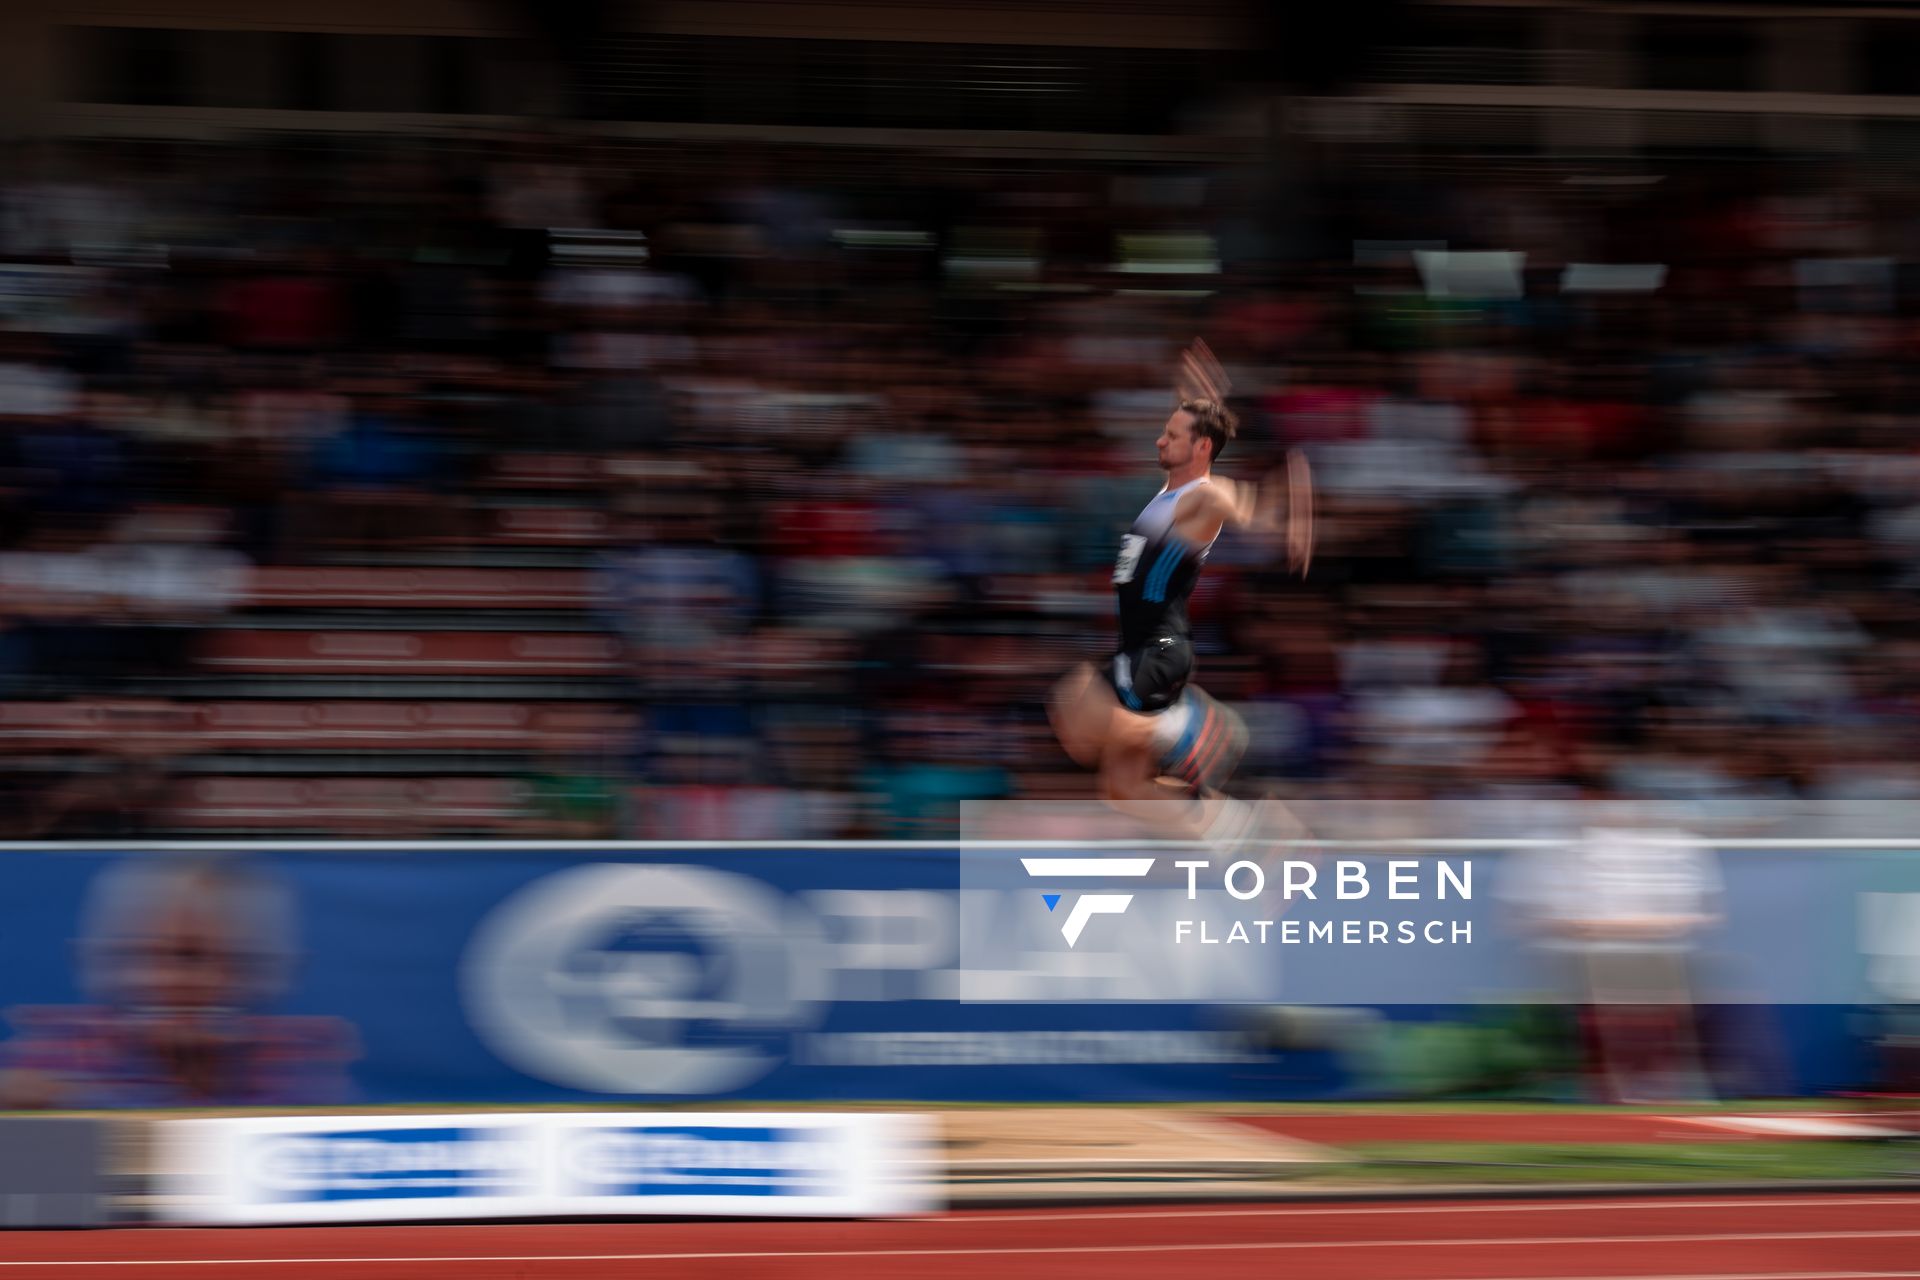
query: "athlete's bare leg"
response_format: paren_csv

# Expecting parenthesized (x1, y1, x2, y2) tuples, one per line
(1069, 690, 1303, 857)
(1047, 662, 1118, 770)
(1051, 665, 1202, 813)
(1051, 662, 1201, 798)
(1096, 723, 1303, 850)
(1051, 660, 1310, 857)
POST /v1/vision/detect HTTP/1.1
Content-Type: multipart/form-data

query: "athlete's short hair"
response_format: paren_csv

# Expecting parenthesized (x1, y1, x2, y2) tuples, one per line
(1178, 397, 1238, 463)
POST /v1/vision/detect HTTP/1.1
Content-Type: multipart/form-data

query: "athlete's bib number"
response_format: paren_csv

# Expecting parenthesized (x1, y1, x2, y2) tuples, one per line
(1113, 534, 1148, 585)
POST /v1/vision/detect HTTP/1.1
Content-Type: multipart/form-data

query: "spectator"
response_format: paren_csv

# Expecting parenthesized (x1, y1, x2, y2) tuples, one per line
(1504, 818, 1724, 1103)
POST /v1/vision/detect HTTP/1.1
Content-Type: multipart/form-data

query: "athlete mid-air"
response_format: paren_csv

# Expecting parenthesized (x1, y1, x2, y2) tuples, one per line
(1049, 340, 1313, 852)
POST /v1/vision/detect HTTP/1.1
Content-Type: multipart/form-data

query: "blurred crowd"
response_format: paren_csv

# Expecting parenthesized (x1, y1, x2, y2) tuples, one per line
(5, 132, 1920, 838)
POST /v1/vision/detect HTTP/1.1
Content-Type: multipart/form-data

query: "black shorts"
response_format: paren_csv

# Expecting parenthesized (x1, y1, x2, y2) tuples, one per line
(1107, 634, 1193, 714)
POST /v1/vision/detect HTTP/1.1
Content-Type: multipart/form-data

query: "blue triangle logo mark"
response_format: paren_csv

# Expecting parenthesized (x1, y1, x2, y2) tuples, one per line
(1042, 894, 1061, 912)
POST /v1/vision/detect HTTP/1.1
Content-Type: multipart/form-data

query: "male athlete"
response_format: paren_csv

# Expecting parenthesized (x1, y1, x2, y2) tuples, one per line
(1050, 341, 1311, 849)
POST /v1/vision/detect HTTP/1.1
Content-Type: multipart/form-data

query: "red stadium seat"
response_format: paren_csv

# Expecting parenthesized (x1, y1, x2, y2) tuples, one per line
(416, 778, 527, 819)
(483, 508, 614, 546)
(246, 568, 593, 609)
(489, 454, 602, 490)
(197, 701, 584, 751)
(531, 705, 635, 748)
(167, 776, 524, 831)
(198, 631, 624, 676)
(0, 702, 110, 750)
(1, 700, 636, 753)
(0, 700, 197, 751)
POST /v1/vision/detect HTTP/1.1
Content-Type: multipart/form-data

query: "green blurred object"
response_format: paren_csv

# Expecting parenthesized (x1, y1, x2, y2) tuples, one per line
(1336, 1140, 1914, 1186)
(1353, 1006, 1583, 1100)
(524, 770, 620, 837)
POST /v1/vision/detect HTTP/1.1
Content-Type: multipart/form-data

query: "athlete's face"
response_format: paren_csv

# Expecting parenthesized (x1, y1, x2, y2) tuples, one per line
(1157, 410, 1202, 471)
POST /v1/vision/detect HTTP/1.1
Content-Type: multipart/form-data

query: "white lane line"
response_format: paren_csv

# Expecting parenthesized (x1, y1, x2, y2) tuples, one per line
(8, 1228, 1920, 1267)
(1668, 1117, 1909, 1139)
(907, 1195, 1920, 1224)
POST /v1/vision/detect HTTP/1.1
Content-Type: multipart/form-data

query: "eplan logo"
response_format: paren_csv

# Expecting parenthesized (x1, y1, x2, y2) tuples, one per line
(243, 1128, 535, 1203)
(558, 1126, 836, 1198)
(1021, 857, 1156, 947)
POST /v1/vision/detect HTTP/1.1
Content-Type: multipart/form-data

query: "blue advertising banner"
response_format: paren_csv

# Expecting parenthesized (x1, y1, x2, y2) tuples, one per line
(0, 842, 1902, 1107)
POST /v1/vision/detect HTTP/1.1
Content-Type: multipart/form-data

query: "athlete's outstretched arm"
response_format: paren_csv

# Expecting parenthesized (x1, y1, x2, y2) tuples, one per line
(1176, 339, 1231, 404)
(1172, 456, 1312, 575)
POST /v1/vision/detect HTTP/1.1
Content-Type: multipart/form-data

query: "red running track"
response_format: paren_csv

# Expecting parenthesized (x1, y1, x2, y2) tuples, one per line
(5, 1194, 1920, 1280)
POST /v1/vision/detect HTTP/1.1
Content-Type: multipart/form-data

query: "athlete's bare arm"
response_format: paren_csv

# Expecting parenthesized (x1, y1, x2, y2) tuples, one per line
(1169, 473, 1278, 540)
(1177, 338, 1231, 404)
(1168, 460, 1312, 575)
